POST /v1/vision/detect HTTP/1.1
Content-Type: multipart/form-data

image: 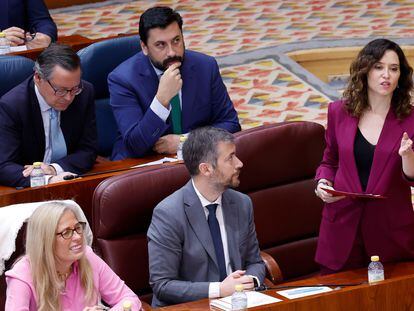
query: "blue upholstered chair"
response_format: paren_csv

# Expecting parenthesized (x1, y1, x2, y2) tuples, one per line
(0, 55, 34, 98)
(77, 35, 141, 157)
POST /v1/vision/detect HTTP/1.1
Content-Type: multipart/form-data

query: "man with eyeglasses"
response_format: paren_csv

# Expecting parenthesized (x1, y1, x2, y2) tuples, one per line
(0, 43, 97, 187)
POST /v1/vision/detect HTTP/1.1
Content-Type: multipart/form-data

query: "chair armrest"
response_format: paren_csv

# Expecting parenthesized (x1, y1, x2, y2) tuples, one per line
(95, 155, 110, 163)
(260, 251, 283, 284)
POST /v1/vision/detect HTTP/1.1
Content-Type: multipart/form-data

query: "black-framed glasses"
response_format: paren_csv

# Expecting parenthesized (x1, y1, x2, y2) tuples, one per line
(56, 222, 86, 239)
(25, 31, 37, 43)
(47, 79, 83, 97)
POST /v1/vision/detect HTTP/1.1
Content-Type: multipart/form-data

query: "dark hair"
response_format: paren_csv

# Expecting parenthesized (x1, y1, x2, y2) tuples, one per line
(183, 127, 235, 176)
(139, 6, 183, 45)
(34, 43, 81, 80)
(343, 38, 413, 119)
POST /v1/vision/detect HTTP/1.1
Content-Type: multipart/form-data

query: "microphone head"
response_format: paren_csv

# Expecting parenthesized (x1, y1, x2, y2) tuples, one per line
(63, 174, 77, 180)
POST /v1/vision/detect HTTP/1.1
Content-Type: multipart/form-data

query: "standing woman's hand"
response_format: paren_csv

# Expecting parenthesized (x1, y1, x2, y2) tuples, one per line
(399, 132, 414, 157)
(315, 179, 345, 203)
(399, 132, 414, 179)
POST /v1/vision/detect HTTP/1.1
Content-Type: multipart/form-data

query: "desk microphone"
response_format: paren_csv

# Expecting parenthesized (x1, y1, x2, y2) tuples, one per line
(266, 281, 367, 291)
(254, 284, 268, 291)
(61, 159, 181, 181)
(63, 174, 78, 180)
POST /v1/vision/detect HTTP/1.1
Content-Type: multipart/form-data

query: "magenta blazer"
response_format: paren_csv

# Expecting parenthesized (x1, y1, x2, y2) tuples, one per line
(315, 100, 414, 271)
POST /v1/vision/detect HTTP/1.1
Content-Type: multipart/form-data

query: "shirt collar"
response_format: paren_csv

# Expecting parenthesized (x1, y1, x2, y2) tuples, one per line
(192, 179, 222, 207)
(34, 84, 52, 112)
(150, 61, 164, 78)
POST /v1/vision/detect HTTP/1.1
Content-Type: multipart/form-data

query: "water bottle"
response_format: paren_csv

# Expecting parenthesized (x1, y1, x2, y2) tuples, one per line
(231, 284, 247, 310)
(0, 32, 10, 55)
(30, 162, 45, 187)
(176, 135, 187, 160)
(122, 300, 132, 311)
(368, 255, 384, 284)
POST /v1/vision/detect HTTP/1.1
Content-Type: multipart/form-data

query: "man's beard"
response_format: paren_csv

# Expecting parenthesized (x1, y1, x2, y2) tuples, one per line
(211, 170, 241, 192)
(152, 55, 184, 71)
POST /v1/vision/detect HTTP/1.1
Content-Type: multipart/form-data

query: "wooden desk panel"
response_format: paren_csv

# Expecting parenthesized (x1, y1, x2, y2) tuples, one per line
(159, 262, 414, 310)
(0, 156, 171, 221)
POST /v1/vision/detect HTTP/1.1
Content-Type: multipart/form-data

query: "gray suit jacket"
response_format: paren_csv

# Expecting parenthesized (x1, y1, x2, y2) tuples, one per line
(147, 181, 265, 307)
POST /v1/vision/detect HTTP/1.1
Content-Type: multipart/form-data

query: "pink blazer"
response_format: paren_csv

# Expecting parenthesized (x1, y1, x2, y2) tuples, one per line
(5, 246, 142, 311)
(315, 100, 414, 270)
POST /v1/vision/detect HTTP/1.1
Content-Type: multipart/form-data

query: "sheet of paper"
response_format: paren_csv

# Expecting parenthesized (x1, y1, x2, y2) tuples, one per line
(210, 291, 281, 310)
(276, 286, 333, 299)
(320, 186, 386, 199)
(10, 45, 28, 52)
(131, 157, 179, 168)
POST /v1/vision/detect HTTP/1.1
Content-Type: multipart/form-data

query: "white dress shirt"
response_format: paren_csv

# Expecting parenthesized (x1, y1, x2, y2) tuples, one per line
(34, 85, 64, 174)
(192, 180, 232, 298)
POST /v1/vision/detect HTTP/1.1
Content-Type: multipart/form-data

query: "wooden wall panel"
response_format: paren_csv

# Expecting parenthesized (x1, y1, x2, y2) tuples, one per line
(45, 0, 104, 9)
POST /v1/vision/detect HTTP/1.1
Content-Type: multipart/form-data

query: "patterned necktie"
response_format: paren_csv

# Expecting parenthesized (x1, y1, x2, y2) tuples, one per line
(206, 203, 227, 281)
(170, 94, 182, 134)
(49, 108, 67, 162)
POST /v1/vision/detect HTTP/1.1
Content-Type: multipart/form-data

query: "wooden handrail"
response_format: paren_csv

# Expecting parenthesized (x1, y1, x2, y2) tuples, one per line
(260, 251, 283, 284)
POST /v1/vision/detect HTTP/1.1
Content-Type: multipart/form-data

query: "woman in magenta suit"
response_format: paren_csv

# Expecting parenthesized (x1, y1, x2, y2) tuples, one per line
(315, 39, 414, 273)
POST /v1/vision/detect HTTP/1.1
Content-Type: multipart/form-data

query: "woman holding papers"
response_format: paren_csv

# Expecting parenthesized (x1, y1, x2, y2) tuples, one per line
(5, 201, 142, 310)
(314, 39, 414, 273)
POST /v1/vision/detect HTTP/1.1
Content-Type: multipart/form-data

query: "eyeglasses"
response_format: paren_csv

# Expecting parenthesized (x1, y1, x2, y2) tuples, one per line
(25, 31, 37, 43)
(47, 79, 83, 97)
(56, 222, 86, 239)
(25, 27, 36, 43)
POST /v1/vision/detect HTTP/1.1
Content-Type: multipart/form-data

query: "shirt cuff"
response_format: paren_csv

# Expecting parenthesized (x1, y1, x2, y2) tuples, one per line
(249, 275, 260, 287)
(44, 175, 53, 185)
(50, 163, 64, 175)
(150, 96, 171, 122)
(209, 282, 221, 298)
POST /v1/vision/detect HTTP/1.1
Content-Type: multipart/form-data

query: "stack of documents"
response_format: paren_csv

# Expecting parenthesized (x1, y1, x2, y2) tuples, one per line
(210, 291, 281, 310)
(277, 286, 333, 299)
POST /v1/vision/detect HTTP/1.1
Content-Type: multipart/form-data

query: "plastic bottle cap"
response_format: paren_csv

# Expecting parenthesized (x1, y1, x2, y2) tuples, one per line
(33, 162, 42, 167)
(371, 255, 379, 262)
(179, 135, 187, 143)
(235, 284, 244, 292)
(0, 32, 5, 38)
(122, 300, 132, 309)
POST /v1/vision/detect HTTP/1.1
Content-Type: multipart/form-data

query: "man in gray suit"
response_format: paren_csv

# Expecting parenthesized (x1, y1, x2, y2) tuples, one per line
(147, 126, 265, 307)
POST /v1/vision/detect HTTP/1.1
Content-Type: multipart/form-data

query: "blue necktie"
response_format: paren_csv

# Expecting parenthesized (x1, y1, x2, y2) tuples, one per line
(206, 203, 227, 281)
(49, 108, 67, 162)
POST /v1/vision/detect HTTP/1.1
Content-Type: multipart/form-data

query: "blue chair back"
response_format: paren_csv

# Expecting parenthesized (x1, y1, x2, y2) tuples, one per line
(77, 35, 141, 157)
(0, 55, 34, 98)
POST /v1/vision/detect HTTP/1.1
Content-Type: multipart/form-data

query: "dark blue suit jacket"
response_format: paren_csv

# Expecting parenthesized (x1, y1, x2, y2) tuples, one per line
(108, 50, 241, 160)
(0, 0, 57, 41)
(0, 77, 97, 188)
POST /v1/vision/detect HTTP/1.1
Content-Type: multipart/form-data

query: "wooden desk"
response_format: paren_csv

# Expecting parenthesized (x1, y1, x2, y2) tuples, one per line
(9, 34, 94, 60)
(160, 261, 414, 310)
(0, 155, 174, 221)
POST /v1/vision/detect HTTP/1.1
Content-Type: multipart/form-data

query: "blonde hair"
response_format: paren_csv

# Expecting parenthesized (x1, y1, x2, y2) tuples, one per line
(26, 201, 96, 310)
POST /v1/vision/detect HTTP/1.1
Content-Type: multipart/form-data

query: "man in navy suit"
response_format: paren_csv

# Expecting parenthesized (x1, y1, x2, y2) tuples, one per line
(0, 0, 57, 48)
(108, 6, 241, 160)
(0, 44, 97, 188)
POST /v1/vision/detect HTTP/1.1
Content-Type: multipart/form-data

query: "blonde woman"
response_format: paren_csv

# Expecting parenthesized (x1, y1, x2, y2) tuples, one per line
(5, 201, 142, 310)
